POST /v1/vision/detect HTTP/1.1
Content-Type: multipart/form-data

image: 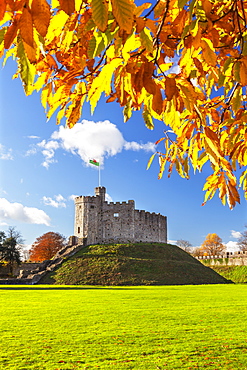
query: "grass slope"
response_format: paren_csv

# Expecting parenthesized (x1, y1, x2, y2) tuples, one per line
(42, 243, 231, 285)
(0, 285, 246, 370)
(211, 265, 247, 283)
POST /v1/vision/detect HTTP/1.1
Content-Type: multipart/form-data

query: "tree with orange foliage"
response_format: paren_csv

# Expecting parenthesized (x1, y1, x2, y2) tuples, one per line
(200, 233, 225, 256)
(29, 232, 66, 262)
(1, 0, 247, 208)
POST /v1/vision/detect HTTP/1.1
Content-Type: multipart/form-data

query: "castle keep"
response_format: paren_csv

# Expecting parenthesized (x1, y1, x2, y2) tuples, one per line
(74, 187, 167, 245)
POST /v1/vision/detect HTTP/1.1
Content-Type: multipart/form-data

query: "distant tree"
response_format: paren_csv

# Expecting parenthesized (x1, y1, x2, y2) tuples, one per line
(176, 239, 192, 253)
(200, 233, 226, 256)
(237, 226, 247, 252)
(0, 227, 24, 275)
(191, 247, 203, 258)
(29, 232, 66, 262)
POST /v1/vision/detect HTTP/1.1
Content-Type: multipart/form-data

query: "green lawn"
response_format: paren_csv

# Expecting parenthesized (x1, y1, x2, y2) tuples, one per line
(0, 284, 246, 369)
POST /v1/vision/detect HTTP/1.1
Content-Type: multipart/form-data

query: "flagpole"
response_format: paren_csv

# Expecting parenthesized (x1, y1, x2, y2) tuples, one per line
(99, 164, 101, 187)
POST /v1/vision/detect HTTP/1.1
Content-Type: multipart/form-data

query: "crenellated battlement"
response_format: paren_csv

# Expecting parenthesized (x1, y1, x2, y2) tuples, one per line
(74, 187, 167, 245)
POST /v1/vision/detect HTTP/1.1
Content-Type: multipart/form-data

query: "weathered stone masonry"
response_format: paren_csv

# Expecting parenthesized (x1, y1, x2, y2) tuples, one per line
(74, 187, 167, 245)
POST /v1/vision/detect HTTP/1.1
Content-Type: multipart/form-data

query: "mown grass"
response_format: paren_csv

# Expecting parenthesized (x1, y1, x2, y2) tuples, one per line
(0, 284, 247, 370)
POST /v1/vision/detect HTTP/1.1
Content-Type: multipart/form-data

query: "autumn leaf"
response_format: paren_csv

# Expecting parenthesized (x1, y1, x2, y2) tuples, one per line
(0, 0, 6, 22)
(111, 0, 134, 34)
(165, 76, 177, 101)
(58, 0, 75, 15)
(91, 0, 108, 32)
(1, 0, 246, 208)
(152, 85, 163, 115)
(31, 0, 51, 38)
(201, 38, 217, 67)
(17, 40, 36, 95)
(19, 7, 34, 47)
(4, 17, 19, 49)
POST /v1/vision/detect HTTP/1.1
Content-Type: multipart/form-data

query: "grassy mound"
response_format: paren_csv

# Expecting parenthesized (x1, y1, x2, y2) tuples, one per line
(41, 243, 232, 285)
(210, 265, 247, 283)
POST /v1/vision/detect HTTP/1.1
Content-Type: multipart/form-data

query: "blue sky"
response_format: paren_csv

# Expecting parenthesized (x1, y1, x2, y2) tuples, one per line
(0, 59, 245, 253)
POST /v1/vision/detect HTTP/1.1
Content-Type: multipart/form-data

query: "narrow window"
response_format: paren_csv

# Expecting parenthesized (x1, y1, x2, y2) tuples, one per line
(78, 227, 80, 234)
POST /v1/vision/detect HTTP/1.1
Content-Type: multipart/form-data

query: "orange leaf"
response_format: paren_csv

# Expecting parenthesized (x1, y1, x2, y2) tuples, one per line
(0, 0, 6, 21)
(165, 76, 177, 101)
(4, 16, 19, 49)
(240, 61, 247, 86)
(152, 85, 163, 115)
(20, 6, 33, 47)
(31, 0, 51, 38)
(143, 60, 156, 95)
(23, 40, 36, 63)
(58, 0, 75, 15)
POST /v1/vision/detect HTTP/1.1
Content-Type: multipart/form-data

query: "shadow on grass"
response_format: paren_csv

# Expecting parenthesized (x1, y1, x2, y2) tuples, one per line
(0, 285, 147, 290)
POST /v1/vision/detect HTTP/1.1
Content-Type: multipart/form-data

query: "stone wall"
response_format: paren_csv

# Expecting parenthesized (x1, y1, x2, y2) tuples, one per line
(196, 251, 247, 266)
(74, 187, 167, 245)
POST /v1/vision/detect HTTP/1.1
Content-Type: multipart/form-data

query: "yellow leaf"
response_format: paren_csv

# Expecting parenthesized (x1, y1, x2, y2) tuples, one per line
(31, 0, 51, 37)
(232, 86, 242, 112)
(146, 152, 156, 170)
(134, 2, 151, 17)
(88, 58, 122, 113)
(66, 98, 83, 128)
(122, 32, 141, 61)
(111, 0, 134, 34)
(123, 101, 132, 122)
(143, 106, 154, 130)
(46, 10, 69, 44)
(16, 40, 36, 95)
(91, 0, 108, 32)
(33, 71, 50, 92)
(20, 7, 33, 48)
(41, 83, 52, 110)
(158, 155, 166, 180)
(201, 38, 217, 67)
(140, 27, 153, 53)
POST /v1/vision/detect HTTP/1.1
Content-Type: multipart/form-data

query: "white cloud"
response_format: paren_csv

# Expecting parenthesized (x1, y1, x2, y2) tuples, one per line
(37, 140, 59, 168)
(25, 146, 38, 156)
(0, 198, 50, 226)
(0, 144, 13, 160)
(231, 230, 242, 239)
(26, 120, 156, 168)
(105, 193, 113, 202)
(42, 194, 66, 208)
(124, 141, 156, 152)
(225, 241, 239, 253)
(27, 135, 40, 139)
(52, 120, 126, 166)
(68, 194, 78, 201)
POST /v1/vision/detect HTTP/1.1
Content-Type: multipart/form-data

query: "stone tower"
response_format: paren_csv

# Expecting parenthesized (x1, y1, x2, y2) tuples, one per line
(74, 187, 167, 245)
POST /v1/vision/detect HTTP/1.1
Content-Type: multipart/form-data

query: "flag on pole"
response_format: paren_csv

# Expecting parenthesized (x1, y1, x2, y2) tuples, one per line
(89, 159, 100, 166)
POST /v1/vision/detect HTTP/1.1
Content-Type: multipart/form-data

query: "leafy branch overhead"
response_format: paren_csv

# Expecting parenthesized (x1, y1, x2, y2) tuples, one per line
(1, 0, 247, 208)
